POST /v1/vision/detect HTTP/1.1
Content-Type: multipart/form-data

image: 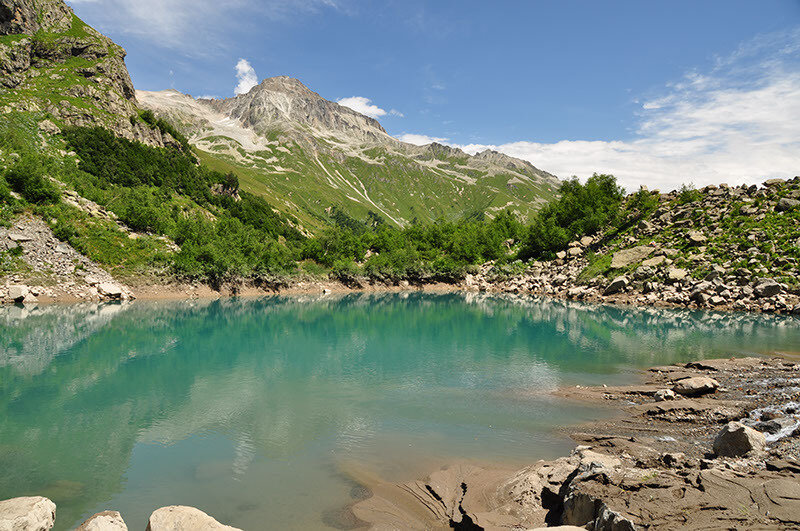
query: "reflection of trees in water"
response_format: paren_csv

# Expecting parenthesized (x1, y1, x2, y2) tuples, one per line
(0, 294, 798, 528)
(0, 303, 130, 374)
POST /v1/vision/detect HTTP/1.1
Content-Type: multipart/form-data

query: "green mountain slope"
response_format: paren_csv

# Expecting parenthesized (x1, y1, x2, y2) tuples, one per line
(138, 85, 560, 233)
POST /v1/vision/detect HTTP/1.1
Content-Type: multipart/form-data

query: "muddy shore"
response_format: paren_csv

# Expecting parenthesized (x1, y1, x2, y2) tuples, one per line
(342, 356, 800, 530)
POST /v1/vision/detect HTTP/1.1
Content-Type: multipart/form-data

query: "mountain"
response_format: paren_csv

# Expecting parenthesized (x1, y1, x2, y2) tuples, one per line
(138, 79, 560, 231)
(1, 0, 560, 235)
(0, 0, 174, 147)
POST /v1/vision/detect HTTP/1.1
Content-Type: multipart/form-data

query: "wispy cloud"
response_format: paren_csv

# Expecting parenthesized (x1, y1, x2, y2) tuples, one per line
(398, 133, 449, 145)
(411, 28, 800, 193)
(234, 59, 259, 95)
(66, 0, 339, 53)
(337, 96, 400, 119)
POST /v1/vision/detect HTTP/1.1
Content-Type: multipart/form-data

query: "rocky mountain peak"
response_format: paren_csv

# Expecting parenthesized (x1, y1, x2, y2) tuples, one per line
(200, 75, 391, 144)
(473, 148, 555, 179)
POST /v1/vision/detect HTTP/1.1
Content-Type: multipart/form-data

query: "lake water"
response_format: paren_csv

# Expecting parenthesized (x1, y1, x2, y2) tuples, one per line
(1, 293, 800, 529)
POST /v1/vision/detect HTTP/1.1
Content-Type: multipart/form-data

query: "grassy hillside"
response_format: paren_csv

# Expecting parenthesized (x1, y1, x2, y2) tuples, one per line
(191, 137, 558, 234)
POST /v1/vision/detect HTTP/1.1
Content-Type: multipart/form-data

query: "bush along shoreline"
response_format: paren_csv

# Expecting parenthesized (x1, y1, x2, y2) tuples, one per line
(1, 116, 800, 313)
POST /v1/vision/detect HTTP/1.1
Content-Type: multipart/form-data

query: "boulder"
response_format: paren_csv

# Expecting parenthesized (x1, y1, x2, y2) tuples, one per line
(556, 251, 567, 260)
(755, 279, 781, 298)
(672, 376, 719, 397)
(97, 283, 124, 299)
(604, 276, 628, 295)
(0, 497, 56, 531)
(610, 246, 654, 268)
(654, 389, 677, 402)
(713, 422, 766, 457)
(77, 511, 128, 530)
(146, 506, 241, 531)
(642, 255, 666, 267)
(777, 198, 800, 212)
(7, 233, 32, 242)
(688, 231, 707, 244)
(567, 246, 583, 257)
(667, 267, 688, 281)
(7, 285, 28, 302)
(580, 236, 593, 246)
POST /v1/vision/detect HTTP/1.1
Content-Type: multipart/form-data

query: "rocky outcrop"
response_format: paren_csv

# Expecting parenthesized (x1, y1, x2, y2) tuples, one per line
(146, 506, 241, 531)
(461, 177, 800, 315)
(0, 0, 72, 35)
(0, 496, 56, 531)
(0, 0, 174, 147)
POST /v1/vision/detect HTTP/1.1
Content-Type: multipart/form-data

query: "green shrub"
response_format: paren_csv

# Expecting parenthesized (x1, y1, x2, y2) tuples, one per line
(4, 153, 60, 204)
(677, 183, 701, 205)
(519, 173, 624, 260)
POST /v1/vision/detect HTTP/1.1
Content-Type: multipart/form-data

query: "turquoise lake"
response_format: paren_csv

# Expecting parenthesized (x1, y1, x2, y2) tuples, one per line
(2, 293, 800, 529)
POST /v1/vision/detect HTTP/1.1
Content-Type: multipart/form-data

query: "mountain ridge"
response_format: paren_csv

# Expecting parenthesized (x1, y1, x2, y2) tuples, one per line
(139, 78, 560, 231)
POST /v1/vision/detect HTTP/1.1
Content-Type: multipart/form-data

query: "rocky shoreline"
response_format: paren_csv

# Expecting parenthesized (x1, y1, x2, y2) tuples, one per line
(346, 356, 800, 530)
(4, 178, 800, 314)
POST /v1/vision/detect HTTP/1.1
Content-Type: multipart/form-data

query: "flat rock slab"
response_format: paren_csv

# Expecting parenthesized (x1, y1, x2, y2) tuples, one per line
(610, 246, 654, 268)
(631, 398, 746, 423)
(0, 496, 56, 531)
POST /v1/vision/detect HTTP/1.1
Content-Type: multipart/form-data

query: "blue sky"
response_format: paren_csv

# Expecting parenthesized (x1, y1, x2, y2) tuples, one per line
(67, 0, 800, 191)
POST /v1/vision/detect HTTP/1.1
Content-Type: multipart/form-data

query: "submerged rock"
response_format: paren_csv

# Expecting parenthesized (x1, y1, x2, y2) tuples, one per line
(713, 422, 766, 457)
(0, 496, 56, 531)
(146, 506, 241, 531)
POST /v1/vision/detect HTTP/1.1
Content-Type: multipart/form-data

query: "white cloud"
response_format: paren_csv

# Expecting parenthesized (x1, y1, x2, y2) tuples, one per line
(389, 109, 405, 117)
(66, 0, 339, 53)
(397, 133, 449, 146)
(444, 29, 800, 193)
(337, 96, 389, 119)
(234, 59, 258, 96)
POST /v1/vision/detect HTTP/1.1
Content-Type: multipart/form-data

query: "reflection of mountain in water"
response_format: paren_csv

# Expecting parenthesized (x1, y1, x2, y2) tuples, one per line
(0, 294, 799, 528)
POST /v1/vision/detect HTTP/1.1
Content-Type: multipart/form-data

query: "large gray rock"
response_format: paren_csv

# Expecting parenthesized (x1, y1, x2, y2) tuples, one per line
(77, 511, 127, 531)
(755, 279, 781, 298)
(604, 276, 629, 295)
(688, 231, 707, 244)
(7, 285, 28, 302)
(777, 197, 800, 212)
(667, 267, 688, 281)
(713, 422, 766, 457)
(146, 506, 241, 531)
(610, 246, 654, 268)
(97, 283, 123, 299)
(673, 376, 719, 397)
(0, 496, 56, 531)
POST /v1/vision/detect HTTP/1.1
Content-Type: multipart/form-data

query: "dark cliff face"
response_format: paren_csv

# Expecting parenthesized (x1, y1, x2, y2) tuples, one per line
(0, 0, 175, 148)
